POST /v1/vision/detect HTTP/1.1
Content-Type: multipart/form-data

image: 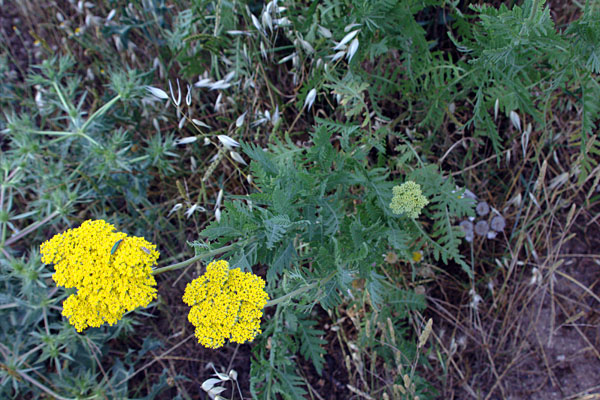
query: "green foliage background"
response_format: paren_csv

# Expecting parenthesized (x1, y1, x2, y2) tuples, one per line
(0, 0, 598, 398)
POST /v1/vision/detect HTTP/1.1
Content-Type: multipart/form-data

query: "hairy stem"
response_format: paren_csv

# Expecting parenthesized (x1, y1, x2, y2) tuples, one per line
(266, 270, 337, 308)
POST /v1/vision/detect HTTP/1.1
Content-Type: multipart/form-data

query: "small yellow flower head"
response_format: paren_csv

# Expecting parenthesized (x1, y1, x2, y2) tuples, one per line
(40, 220, 159, 332)
(389, 181, 429, 218)
(183, 260, 269, 349)
(412, 250, 423, 262)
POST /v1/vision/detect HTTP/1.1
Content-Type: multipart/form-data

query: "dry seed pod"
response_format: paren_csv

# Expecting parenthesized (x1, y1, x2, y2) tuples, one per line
(476, 201, 490, 216)
(459, 220, 473, 233)
(459, 220, 474, 242)
(475, 220, 489, 236)
(491, 215, 506, 232)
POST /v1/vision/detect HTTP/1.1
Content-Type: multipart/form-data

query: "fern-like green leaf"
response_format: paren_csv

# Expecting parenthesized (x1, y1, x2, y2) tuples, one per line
(366, 270, 387, 310)
(297, 316, 327, 375)
(263, 215, 292, 250)
(269, 241, 297, 281)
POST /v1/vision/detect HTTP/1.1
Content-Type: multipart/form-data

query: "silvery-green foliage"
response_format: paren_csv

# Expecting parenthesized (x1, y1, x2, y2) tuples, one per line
(0, 52, 182, 398)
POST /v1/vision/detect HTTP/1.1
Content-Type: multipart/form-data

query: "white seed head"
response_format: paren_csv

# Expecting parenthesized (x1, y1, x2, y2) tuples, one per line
(169, 79, 181, 106)
(230, 151, 247, 165)
(186, 84, 192, 106)
(274, 17, 290, 27)
(334, 29, 359, 50)
(214, 92, 223, 112)
(192, 119, 211, 129)
(305, 88, 317, 110)
(35, 91, 44, 108)
(217, 135, 239, 149)
(228, 369, 238, 381)
(167, 203, 182, 217)
(330, 50, 346, 62)
(260, 41, 268, 59)
(236, 111, 247, 128)
(215, 189, 224, 209)
(346, 38, 359, 61)
(210, 80, 231, 90)
(510, 110, 521, 132)
(185, 204, 205, 219)
(175, 136, 197, 145)
(113, 35, 122, 51)
(494, 98, 499, 121)
(195, 78, 213, 88)
(261, 10, 272, 32)
(146, 86, 169, 100)
(318, 25, 332, 38)
(201, 378, 222, 392)
(250, 13, 263, 34)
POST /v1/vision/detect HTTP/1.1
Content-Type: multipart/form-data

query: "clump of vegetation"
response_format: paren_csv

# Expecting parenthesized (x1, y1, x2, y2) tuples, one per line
(1, 0, 598, 399)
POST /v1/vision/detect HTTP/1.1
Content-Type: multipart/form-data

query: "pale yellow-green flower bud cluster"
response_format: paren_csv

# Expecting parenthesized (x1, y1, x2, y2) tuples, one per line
(40, 220, 159, 332)
(183, 260, 269, 349)
(389, 181, 429, 218)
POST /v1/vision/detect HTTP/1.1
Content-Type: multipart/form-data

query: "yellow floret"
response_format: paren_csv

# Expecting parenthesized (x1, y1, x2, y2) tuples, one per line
(40, 220, 159, 332)
(183, 260, 269, 349)
(389, 181, 429, 218)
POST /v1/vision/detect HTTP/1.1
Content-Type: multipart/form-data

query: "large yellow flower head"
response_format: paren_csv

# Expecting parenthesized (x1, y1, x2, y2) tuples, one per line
(389, 181, 429, 218)
(183, 260, 269, 349)
(40, 220, 159, 332)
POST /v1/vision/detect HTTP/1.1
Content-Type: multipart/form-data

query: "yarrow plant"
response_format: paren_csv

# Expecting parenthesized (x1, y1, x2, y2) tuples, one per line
(389, 181, 429, 218)
(40, 220, 160, 332)
(182, 260, 269, 349)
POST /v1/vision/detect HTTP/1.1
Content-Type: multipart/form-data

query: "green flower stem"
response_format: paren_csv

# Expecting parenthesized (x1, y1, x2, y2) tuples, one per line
(265, 270, 337, 308)
(152, 241, 247, 276)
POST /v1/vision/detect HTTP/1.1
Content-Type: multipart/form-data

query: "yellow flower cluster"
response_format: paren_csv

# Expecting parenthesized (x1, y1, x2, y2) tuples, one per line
(40, 220, 159, 332)
(183, 260, 269, 349)
(389, 181, 429, 218)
